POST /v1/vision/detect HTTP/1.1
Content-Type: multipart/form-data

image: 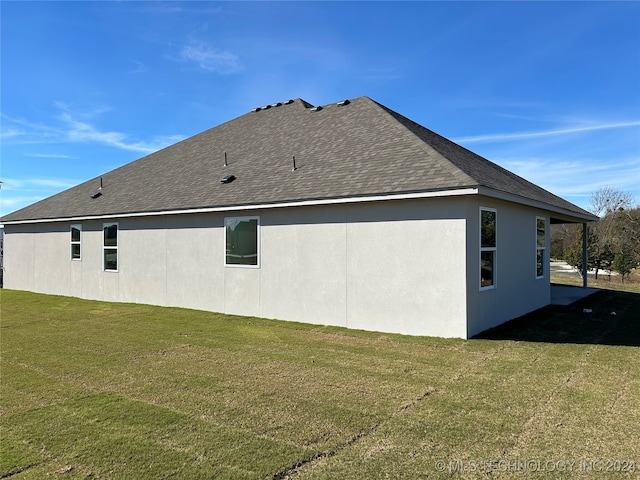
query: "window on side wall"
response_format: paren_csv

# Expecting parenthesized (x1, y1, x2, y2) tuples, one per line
(536, 217, 546, 278)
(103, 223, 118, 271)
(225, 216, 259, 267)
(480, 208, 497, 289)
(71, 224, 82, 260)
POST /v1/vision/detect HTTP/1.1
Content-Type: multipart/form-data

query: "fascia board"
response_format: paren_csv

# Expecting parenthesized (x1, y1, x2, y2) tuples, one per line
(477, 187, 598, 223)
(1, 188, 479, 225)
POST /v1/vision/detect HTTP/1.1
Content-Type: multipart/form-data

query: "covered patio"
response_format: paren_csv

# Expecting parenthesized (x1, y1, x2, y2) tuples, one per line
(548, 214, 599, 306)
(550, 285, 599, 306)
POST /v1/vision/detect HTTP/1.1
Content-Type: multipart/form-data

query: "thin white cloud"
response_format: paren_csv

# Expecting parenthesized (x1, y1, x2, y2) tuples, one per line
(454, 121, 640, 144)
(60, 112, 155, 152)
(180, 42, 241, 74)
(27, 153, 74, 159)
(497, 156, 640, 208)
(1, 195, 48, 210)
(444, 98, 547, 111)
(1, 177, 79, 191)
(2, 107, 184, 154)
(1, 115, 61, 142)
(0, 177, 82, 215)
(141, 4, 221, 15)
(129, 60, 149, 74)
(0, 126, 26, 138)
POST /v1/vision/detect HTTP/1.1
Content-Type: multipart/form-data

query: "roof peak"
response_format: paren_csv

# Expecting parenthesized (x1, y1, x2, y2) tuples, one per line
(249, 96, 375, 114)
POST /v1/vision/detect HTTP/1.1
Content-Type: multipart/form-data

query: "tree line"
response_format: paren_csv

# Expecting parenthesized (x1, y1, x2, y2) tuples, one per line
(551, 186, 639, 282)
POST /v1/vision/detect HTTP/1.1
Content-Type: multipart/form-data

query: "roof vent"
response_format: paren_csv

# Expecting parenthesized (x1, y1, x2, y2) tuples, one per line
(283, 99, 294, 105)
(221, 174, 236, 184)
(271, 102, 283, 107)
(337, 99, 350, 106)
(310, 106, 323, 112)
(252, 107, 262, 112)
(90, 177, 103, 198)
(262, 104, 271, 110)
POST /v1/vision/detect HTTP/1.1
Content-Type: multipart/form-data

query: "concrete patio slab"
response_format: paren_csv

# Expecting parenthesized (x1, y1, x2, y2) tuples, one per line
(551, 285, 599, 306)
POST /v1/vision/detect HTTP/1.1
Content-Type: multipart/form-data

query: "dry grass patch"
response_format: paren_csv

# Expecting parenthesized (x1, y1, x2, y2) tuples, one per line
(551, 269, 640, 294)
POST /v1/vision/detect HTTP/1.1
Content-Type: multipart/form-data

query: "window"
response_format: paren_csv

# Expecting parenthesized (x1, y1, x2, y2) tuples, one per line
(103, 223, 118, 271)
(480, 208, 497, 289)
(225, 216, 259, 267)
(70, 224, 82, 260)
(536, 217, 546, 278)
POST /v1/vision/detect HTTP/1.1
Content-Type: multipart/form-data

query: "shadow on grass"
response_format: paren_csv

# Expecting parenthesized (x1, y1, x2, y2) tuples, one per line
(474, 289, 640, 347)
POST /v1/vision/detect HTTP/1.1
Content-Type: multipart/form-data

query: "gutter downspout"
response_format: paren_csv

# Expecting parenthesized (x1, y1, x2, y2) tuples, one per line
(582, 223, 588, 289)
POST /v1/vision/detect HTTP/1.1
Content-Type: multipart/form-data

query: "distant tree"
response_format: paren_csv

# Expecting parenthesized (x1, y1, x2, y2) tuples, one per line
(611, 207, 640, 281)
(598, 241, 615, 279)
(618, 207, 640, 258)
(612, 244, 637, 282)
(589, 186, 634, 217)
(587, 187, 636, 279)
(550, 223, 580, 260)
(565, 227, 598, 277)
(555, 188, 637, 281)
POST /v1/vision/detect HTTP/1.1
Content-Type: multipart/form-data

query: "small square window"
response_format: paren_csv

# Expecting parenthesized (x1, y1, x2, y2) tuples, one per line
(536, 250, 544, 278)
(481, 250, 495, 288)
(225, 216, 259, 267)
(104, 249, 118, 271)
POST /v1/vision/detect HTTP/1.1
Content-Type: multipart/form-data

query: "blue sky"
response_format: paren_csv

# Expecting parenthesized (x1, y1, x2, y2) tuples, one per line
(1, 1, 639, 217)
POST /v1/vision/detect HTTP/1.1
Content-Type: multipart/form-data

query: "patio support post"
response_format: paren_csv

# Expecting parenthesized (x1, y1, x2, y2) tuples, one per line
(582, 223, 588, 289)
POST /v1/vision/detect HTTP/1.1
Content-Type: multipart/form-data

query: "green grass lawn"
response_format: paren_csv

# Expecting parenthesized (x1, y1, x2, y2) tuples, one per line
(1, 289, 639, 479)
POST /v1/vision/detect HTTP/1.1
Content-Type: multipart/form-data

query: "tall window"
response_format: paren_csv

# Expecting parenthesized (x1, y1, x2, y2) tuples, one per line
(536, 217, 546, 278)
(103, 223, 118, 271)
(70, 224, 82, 260)
(480, 208, 497, 289)
(225, 216, 259, 267)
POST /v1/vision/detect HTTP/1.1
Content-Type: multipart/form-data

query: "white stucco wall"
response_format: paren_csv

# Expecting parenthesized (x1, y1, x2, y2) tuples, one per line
(165, 214, 224, 313)
(1, 195, 551, 338)
(259, 205, 348, 327)
(465, 197, 551, 337)
(344, 200, 467, 337)
(3, 224, 36, 292)
(2, 197, 470, 337)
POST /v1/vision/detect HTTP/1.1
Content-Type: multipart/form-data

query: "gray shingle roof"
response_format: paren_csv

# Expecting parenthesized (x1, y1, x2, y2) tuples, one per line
(1, 96, 595, 223)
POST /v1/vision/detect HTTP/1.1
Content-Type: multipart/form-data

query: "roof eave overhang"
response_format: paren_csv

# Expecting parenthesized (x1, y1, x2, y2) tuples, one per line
(477, 187, 598, 223)
(1, 187, 479, 225)
(2, 186, 597, 226)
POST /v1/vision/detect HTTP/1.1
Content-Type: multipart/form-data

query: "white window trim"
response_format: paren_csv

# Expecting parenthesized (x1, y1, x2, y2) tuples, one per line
(224, 216, 260, 269)
(536, 216, 547, 279)
(103, 222, 119, 272)
(70, 224, 82, 261)
(480, 207, 497, 291)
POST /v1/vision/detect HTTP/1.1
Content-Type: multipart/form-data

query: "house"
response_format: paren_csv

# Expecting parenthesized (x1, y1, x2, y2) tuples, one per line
(0, 96, 597, 338)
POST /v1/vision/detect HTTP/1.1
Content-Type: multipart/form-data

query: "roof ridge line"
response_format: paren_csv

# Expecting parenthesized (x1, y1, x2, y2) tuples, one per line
(368, 98, 478, 186)
(373, 100, 595, 217)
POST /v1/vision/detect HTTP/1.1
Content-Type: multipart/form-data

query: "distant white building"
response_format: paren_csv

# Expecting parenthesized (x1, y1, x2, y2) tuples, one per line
(0, 97, 597, 338)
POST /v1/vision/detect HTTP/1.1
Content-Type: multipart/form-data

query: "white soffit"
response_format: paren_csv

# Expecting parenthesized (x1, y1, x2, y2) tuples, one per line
(478, 187, 598, 223)
(2, 188, 479, 225)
